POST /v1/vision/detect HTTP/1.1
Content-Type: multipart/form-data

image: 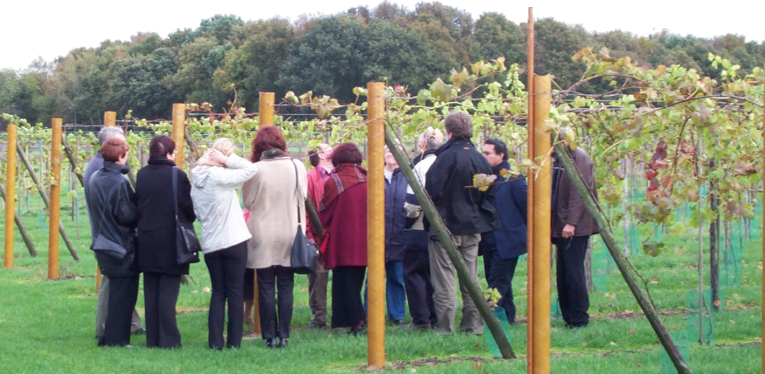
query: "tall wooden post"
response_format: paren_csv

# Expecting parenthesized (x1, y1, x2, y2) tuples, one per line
(49, 118, 63, 280)
(531, 75, 552, 374)
(4, 124, 18, 268)
(172, 104, 186, 169)
(259, 92, 275, 127)
(104, 111, 116, 127)
(252, 92, 275, 336)
(367, 82, 386, 368)
(97, 111, 116, 287)
(526, 7, 536, 373)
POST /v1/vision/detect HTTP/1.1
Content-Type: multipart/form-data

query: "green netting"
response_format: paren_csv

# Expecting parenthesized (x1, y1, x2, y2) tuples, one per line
(37, 211, 47, 232)
(591, 242, 609, 292)
(484, 306, 512, 358)
(659, 332, 690, 374)
(687, 289, 714, 345)
(551, 296, 561, 320)
(722, 229, 743, 287)
(628, 225, 640, 257)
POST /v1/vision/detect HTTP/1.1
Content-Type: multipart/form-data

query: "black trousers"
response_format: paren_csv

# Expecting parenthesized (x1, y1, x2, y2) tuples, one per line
(256, 266, 294, 339)
(144, 273, 182, 348)
(98, 275, 139, 347)
(243, 268, 255, 301)
(553, 235, 591, 327)
(331, 266, 366, 329)
(403, 250, 436, 326)
(204, 242, 248, 349)
(484, 249, 520, 323)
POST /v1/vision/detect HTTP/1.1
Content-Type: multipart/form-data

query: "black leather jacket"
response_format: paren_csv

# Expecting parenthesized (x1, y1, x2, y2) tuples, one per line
(86, 162, 139, 277)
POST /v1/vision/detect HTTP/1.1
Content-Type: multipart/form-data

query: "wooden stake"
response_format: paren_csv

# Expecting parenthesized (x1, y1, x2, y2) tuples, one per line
(4, 124, 18, 268)
(49, 118, 63, 279)
(531, 75, 552, 374)
(259, 92, 275, 126)
(172, 104, 186, 170)
(526, 7, 536, 372)
(104, 111, 116, 127)
(367, 82, 386, 368)
(553, 142, 691, 373)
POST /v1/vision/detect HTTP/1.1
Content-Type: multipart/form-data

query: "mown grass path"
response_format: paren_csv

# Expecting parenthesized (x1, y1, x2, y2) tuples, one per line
(0, 202, 761, 373)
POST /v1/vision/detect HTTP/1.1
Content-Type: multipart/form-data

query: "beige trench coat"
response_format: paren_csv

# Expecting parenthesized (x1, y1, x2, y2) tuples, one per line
(242, 157, 307, 269)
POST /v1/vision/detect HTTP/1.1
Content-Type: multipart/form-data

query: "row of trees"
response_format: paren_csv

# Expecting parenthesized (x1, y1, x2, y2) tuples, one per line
(2, 1, 765, 126)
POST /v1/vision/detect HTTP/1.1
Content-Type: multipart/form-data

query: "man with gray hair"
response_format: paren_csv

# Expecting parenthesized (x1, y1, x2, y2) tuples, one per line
(424, 112, 500, 334)
(402, 127, 443, 329)
(84, 125, 145, 339)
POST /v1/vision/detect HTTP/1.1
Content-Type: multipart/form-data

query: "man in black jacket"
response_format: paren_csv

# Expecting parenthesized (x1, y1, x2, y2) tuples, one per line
(425, 112, 500, 334)
(480, 138, 527, 324)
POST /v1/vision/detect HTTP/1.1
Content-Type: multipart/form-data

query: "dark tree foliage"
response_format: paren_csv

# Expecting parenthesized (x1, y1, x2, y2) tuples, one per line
(3, 2, 765, 124)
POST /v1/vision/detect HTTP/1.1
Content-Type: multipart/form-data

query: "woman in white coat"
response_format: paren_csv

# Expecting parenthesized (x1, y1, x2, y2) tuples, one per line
(190, 138, 259, 350)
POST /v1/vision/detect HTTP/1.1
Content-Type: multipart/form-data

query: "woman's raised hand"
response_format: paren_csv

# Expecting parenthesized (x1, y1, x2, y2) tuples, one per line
(209, 148, 229, 165)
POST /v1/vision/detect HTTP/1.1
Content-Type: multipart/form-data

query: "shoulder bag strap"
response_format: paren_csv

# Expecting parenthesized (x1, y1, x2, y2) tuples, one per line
(172, 167, 179, 223)
(291, 160, 301, 227)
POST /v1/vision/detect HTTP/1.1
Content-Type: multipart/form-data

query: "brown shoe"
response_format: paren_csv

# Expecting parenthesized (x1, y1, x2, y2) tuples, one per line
(404, 323, 431, 330)
(307, 321, 326, 329)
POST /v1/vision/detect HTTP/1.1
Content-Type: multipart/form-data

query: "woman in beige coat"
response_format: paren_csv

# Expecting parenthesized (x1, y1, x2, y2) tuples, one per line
(242, 126, 307, 348)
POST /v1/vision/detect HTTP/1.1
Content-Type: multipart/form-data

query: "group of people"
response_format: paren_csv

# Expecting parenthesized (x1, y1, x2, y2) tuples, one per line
(84, 111, 597, 351)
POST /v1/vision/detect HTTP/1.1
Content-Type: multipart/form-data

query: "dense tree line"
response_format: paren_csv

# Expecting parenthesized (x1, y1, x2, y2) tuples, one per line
(2, 1, 764, 125)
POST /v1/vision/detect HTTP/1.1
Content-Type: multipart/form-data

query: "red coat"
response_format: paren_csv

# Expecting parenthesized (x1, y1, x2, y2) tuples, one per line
(319, 182, 367, 269)
(306, 167, 326, 241)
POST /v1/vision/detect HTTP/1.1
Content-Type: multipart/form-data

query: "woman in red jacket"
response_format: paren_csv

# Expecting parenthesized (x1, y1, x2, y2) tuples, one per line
(318, 143, 368, 335)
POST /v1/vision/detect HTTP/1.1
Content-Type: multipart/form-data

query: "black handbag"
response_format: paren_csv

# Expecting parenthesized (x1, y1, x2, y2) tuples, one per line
(173, 167, 201, 265)
(289, 160, 318, 274)
(91, 234, 127, 261)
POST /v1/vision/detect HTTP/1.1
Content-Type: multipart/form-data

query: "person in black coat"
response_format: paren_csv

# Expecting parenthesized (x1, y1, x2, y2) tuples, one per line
(86, 137, 139, 347)
(135, 136, 196, 349)
(425, 112, 500, 334)
(480, 138, 527, 323)
(383, 145, 409, 324)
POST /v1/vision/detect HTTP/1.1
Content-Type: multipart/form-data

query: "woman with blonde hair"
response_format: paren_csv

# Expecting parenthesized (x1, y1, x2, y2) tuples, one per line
(191, 138, 259, 350)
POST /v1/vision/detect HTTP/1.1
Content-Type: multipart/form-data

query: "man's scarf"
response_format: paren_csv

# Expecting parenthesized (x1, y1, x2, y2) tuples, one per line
(320, 163, 367, 211)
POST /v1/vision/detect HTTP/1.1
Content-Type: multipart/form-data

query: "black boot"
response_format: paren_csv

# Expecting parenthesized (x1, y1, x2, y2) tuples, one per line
(265, 338, 277, 348)
(278, 338, 288, 348)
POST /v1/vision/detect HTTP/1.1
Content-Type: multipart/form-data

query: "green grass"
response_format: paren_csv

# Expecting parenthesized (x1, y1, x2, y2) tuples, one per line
(0, 194, 762, 373)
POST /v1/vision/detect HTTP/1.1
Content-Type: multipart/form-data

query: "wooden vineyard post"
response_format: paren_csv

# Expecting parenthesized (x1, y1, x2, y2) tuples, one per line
(97, 111, 116, 286)
(4, 124, 18, 268)
(367, 82, 385, 368)
(526, 7, 536, 373)
(0, 184, 36, 257)
(104, 111, 116, 127)
(172, 104, 186, 170)
(252, 91, 276, 336)
(49, 118, 63, 280)
(531, 75, 552, 374)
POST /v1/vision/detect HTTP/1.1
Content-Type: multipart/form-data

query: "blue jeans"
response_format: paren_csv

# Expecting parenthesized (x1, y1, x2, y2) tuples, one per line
(364, 261, 407, 321)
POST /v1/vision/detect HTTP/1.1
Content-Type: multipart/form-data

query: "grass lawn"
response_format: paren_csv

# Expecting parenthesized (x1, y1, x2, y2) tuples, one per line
(0, 194, 762, 373)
